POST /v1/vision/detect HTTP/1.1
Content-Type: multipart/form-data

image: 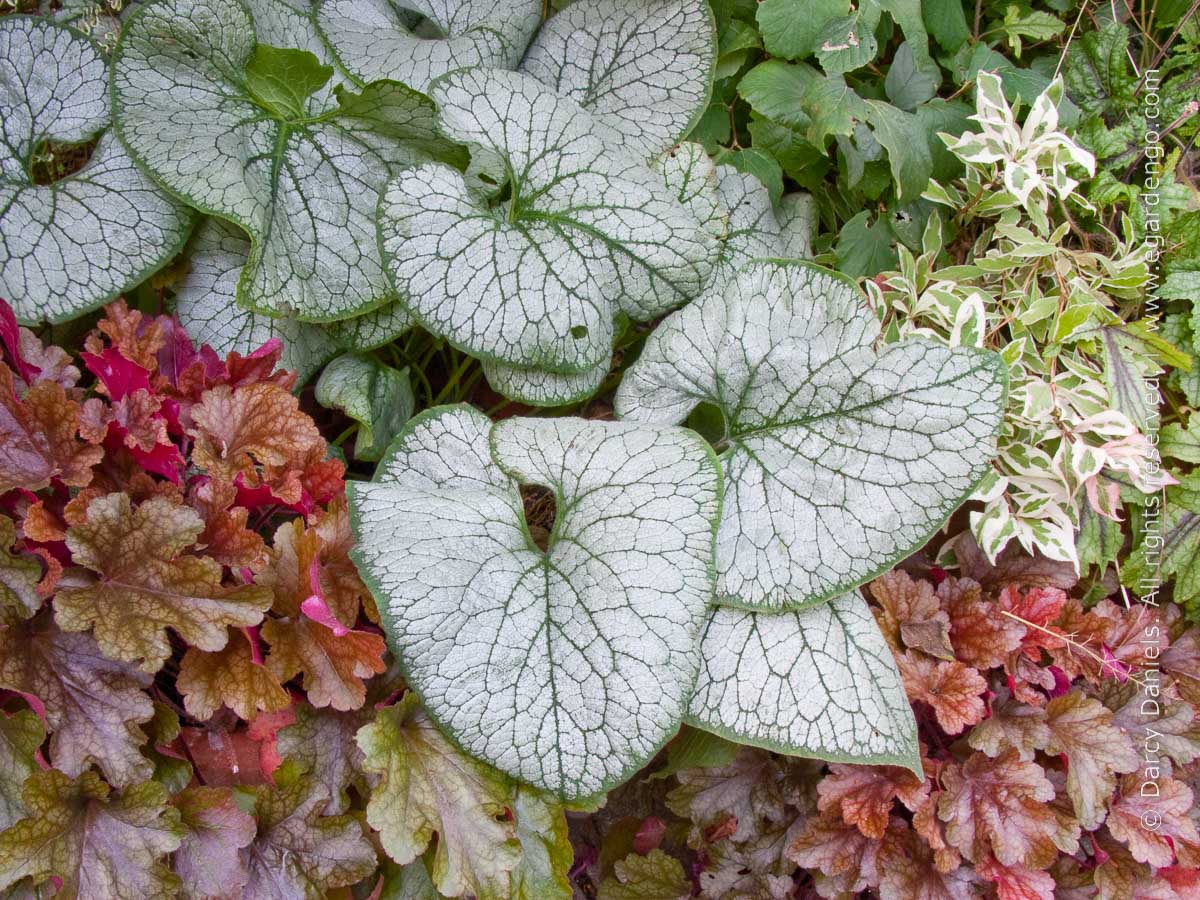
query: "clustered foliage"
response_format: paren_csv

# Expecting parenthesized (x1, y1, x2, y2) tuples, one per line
(0, 0, 1198, 896)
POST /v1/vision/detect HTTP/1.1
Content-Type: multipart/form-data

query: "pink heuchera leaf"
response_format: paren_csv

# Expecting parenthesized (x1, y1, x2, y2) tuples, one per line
(300, 557, 350, 637)
(81, 347, 152, 400)
(0, 300, 37, 384)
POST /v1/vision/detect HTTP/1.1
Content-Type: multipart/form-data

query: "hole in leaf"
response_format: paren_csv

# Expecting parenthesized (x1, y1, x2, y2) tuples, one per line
(686, 402, 728, 447)
(28, 135, 101, 186)
(520, 485, 557, 553)
(570, 325, 588, 340)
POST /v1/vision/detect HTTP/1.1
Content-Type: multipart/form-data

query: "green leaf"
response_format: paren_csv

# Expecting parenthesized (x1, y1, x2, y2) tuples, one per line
(244, 43, 333, 120)
(0, 711, 43, 831)
(0, 515, 40, 626)
(885, 42, 938, 110)
(316, 353, 414, 461)
(377, 68, 721, 388)
(1162, 418, 1200, 464)
(358, 696, 521, 900)
(510, 786, 573, 900)
(836, 210, 897, 276)
(0, 770, 182, 898)
(599, 849, 691, 900)
(814, 3, 881, 74)
(713, 147, 784, 207)
(348, 407, 721, 798)
(756, 0, 850, 60)
(801, 74, 869, 145)
(616, 259, 1006, 611)
(997, 5, 1065, 56)
(112, 0, 456, 321)
(922, 0, 970, 50)
(0, 16, 192, 325)
(1064, 23, 1135, 117)
(317, 0, 541, 92)
(648, 725, 739, 780)
(738, 60, 819, 128)
(520, 0, 718, 160)
(687, 598, 920, 769)
(864, 99, 933, 200)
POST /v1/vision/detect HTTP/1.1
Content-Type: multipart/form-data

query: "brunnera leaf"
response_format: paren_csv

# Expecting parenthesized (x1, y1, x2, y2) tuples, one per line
(348, 405, 721, 799)
(617, 259, 1007, 612)
(0, 769, 182, 899)
(0, 16, 193, 325)
(687, 598, 921, 770)
(112, 0, 459, 321)
(54, 493, 273, 674)
(317, 0, 541, 92)
(519, 0, 717, 161)
(377, 67, 722, 385)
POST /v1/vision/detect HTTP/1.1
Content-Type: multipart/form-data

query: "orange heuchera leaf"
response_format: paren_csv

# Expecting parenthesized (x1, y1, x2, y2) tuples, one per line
(0, 615, 154, 787)
(262, 617, 386, 711)
(21, 499, 65, 543)
(817, 763, 927, 839)
(786, 813, 882, 896)
(937, 749, 1062, 868)
(942, 577, 1024, 670)
(1041, 690, 1139, 830)
(55, 493, 272, 673)
(898, 652, 987, 734)
(878, 819, 976, 900)
(966, 691, 1049, 760)
(1, 366, 102, 493)
(85, 300, 165, 373)
(870, 570, 954, 660)
(178, 627, 291, 721)
(1106, 775, 1200, 867)
(191, 479, 269, 571)
(1048, 596, 1115, 682)
(975, 856, 1054, 900)
(189, 382, 324, 489)
(998, 586, 1067, 658)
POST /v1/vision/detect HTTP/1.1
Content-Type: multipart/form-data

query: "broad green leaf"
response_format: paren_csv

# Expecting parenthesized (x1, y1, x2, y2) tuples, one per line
(0, 16, 192, 325)
(520, 0, 717, 160)
(756, 0, 850, 60)
(997, 6, 1064, 56)
(864, 99, 933, 200)
(510, 786, 573, 900)
(1162, 418, 1200, 464)
(0, 770, 182, 899)
(317, 0, 540, 93)
(738, 61, 820, 128)
(616, 260, 1006, 611)
(357, 695, 521, 900)
(244, 44, 334, 120)
(316, 353, 414, 461)
(0, 515, 40, 626)
(713, 147, 784, 208)
(884, 41, 938, 111)
(112, 0, 457, 321)
(647, 725, 739, 780)
(814, 3, 881, 74)
(835, 210, 897, 276)
(0, 711, 43, 831)
(1064, 23, 1135, 118)
(172, 218, 414, 384)
(598, 849, 690, 900)
(378, 67, 721, 379)
(801, 74, 870, 145)
(348, 406, 720, 798)
(687, 596, 920, 769)
(922, 0, 970, 51)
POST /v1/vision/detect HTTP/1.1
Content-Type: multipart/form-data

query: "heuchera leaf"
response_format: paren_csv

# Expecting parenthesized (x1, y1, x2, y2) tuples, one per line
(519, 0, 717, 161)
(318, 0, 541, 92)
(315, 352, 414, 461)
(0, 16, 192, 324)
(242, 763, 378, 898)
(378, 67, 721, 396)
(1, 366, 103, 494)
(54, 493, 273, 674)
(171, 785, 257, 900)
(276, 704, 367, 816)
(0, 770, 182, 898)
(0, 710, 43, 831)
(177, 627, 291, 721)
(348, 405, 720, 798)
(0, 514, 41, 625)
(357, 694, 522, 900)
(262, 615, 386, 711)
(0, 615, 154, 788)
(598, 848, 691, 900)
(112, 0, 458, 321)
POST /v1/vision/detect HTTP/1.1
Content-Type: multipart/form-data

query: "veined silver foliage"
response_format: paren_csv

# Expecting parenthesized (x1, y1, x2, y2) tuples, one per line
(0, 16, 192, 325)
(348, 406, 721, 799)
(616, 259, 1004, 763)
(317, 0, 541, 92)
(111, 0, 460, 322)
(173, 218, 414, 385)
(377, 67, 722, 396)
(520, 0, 717, 161)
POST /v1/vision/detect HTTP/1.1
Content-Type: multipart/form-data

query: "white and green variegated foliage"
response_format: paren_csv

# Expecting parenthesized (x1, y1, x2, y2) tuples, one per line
(111, 0, 461, 322)
(348, 407, 721, 799)
(377, 67, 724, 404)
(317, 0, 542, 92)
(616, 259, 1006, 766)
(0, 16, 192, 324)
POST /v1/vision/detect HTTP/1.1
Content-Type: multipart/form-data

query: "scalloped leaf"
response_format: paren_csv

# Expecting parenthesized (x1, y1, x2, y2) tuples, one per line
(318, 0, 541, 92)
(687, 596, 920, 770)
(378, 67, 721, 380)
(0, 16, 192, 325)
(519, 0, 717, 160)
(112, 0, 459, 321)
(348, 405, 720, 799)
(617, 259, 1006, 612)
